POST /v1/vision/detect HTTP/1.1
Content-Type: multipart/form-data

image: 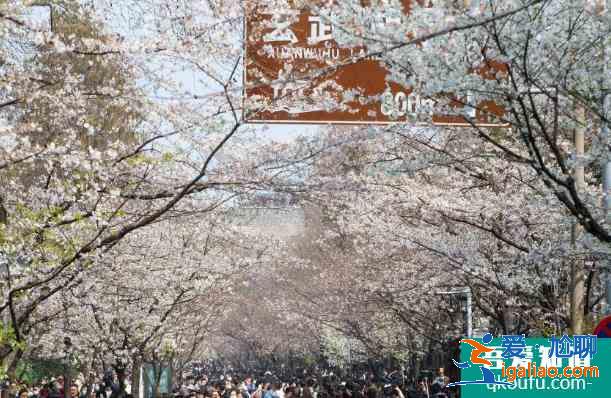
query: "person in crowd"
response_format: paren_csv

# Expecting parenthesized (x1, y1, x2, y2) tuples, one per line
(38, 382, 50, 398)
(272, 384, 284, 398)
(388, 386, 404, 398)
(365, 385, 378, 398)
(405, 380, 427, 398)
(244, 377, 255, 396)
(262, 383, 273, 398)
(103, 384, 113, 398)
(301, 379, 314, 398)
(69, 385, 80, 398)
(250, 384, 263, 398)
(224, 380, 233, 397)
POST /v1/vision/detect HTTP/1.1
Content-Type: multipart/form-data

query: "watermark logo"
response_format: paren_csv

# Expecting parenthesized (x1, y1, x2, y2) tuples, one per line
(447, 333, 512, 387)
(451, 333, 603, 396)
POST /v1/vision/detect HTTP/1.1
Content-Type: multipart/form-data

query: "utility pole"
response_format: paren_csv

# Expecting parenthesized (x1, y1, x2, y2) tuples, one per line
(572, 1, 593, 330)
(570, 105, 586, 335)
(584, 0, 611, 317)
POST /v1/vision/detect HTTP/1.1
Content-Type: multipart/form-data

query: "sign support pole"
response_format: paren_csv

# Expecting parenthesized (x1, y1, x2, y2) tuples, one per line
(466, 289, 472, 338)
(602, 27, 611, 315)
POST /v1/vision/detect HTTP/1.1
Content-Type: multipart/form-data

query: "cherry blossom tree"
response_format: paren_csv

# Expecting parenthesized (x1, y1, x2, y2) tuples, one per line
(251, 0, 611, 336)
(237, 121, 605, 364)
(0, 0, 253, 377)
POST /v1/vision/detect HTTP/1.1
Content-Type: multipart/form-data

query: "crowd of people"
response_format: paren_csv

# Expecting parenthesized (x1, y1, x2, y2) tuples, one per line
(3, 367, 455, 398)
(172, 370, 454, 398)
(3, 376, 94, 398)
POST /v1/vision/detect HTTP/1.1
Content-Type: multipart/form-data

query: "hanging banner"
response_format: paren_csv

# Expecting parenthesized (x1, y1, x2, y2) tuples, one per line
(140, 363, 172, 398)
(243, 0, 508, 126)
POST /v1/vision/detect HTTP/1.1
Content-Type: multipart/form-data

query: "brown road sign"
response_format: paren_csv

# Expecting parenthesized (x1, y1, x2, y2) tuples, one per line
(243, 0, 508, 126)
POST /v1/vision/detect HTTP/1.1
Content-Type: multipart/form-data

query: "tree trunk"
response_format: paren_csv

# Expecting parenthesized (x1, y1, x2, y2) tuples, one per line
(0, 356, 7, 398)
(131, 356, 142, 398)
(0, 195, 7, 224)
(64, 357, 72, 398)
(6, 348, 23, 382)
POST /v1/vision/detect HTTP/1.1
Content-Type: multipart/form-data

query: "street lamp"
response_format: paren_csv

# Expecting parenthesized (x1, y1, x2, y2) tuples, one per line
(436, 288, 472, 338)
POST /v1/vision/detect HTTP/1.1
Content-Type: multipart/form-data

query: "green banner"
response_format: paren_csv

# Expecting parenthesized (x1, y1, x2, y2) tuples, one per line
(142, 363, 172, 398)
(458, 337, 610, 397)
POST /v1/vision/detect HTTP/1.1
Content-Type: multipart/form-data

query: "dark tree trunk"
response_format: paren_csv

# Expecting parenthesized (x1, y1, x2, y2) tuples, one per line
(131, 356, 142, 398)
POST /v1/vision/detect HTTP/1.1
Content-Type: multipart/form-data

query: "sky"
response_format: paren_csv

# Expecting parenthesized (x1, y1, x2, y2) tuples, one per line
(97, 0, 321, 144)
(21, 1, 320, 145)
